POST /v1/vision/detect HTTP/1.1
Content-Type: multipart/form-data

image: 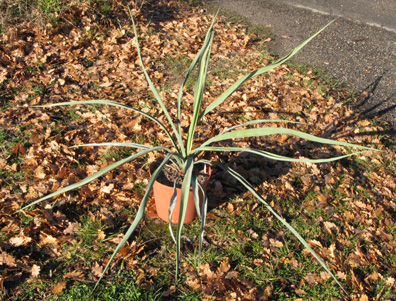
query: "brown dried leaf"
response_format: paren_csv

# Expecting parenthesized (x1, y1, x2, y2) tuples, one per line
(0, 252, 17, 267)
(295, 288, 307, 295)
(63, 222, 81, 235)
(9, 235, 32, 247)
(63, 270, 84, 280)
(34, 166, 46, 179)
(304, 273, 319, 285)
(320, 271, 331, 281)
(217, 260, 230, 274)
(359, 294, 369, 301)
(91, 262, 103, 278)
(51, 281, 67, 295)
(100, 183, 114, 194)
(323, 221, 338, 234)
(11, 142, 26, 155)
(269, 238, 283, 248)
(40, 233, 58, 246)
(97, 229, 106, 240)
(336, 271, 347, 280)
(31, 264, 41, 277)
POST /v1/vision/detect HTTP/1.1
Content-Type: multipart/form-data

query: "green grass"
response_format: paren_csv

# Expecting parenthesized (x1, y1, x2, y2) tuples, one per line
(67, 110, 82, 120)
(101, 148, 134, 161)
(12, 270, 165, 301)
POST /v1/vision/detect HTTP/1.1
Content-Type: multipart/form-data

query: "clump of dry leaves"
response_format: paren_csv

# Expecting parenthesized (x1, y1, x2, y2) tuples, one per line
(0, 0, 395, 299)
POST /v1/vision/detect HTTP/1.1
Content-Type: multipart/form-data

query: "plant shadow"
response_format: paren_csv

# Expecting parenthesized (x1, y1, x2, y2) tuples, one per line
(326, 73, 396, 150)
(353, 72, 396, 123)
(204, 98, 391, 213)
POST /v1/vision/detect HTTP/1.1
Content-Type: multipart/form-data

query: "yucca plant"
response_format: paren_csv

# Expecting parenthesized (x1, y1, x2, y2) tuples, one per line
(20, 10, 376, 291)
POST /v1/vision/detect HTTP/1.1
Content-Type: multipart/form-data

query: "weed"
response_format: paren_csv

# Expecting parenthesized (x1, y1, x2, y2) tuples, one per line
(38, 0, 63, 14)
(101, 148, 134, 161)
(68, 110, 82, 120)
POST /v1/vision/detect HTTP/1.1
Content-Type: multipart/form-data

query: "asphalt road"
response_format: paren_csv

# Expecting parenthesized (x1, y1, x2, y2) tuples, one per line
(208, 0, 396, 126)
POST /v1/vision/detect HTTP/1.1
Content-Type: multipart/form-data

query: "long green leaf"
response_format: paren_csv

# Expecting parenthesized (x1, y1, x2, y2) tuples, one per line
(191, 173, 201, 220)
(34, 99, 178, 150)
(68, 142, 176, 159)
(129, 10, 185, 156)
(221, 119, 302, 134)
(168, 183, 178, 244)
(199, 20, 334, 119)
(175, 156, 194, 279)
(186, 29, 214, 154)
(19, 147, 166, 211)
(200, 160, 345, 292)
(198, 181, 208, 267)
(176, 11, 218, 138)
(198, 127, 377, 151)
(191, 160, 210, 267)
(95, 154, 172, 289)
(199, 146, 371, 163)
(69, 142, 150, 150)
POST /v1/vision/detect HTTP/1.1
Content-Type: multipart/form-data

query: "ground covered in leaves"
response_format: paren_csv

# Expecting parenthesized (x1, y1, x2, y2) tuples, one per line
(1, 0, 396, 300)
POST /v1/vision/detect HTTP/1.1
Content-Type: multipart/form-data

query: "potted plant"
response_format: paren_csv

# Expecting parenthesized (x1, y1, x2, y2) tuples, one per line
(150, 156, 212, 224)
(20, 10, 377, 290)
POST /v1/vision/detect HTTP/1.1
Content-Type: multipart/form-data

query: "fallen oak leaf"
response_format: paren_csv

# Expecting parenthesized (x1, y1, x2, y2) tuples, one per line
(63, 222, 80, 235)
(100, 183, 114, 194)
(91, 262, 103, 278)
(385, 277, 395, 287)
(40, 233, 58, 246)
(51, 281, 67, 295)
(163, 286, 176, 297)
(31, 264, 40, 278)
(304, 273, 319, 285)
(359, 294, 369, 301)
(217, 260, 230, 275)
(336, 271, 347, 280)
(320, 271, 331, 281)
(0, 252, 17, 267)
(63, 270, 84, 280)
(99, 81, 113, 88)
(34, 166, 46, 179)
(323, 221, 338, 234)
(295, 288, 307, 295)
(9, 235, 32, 247)
(97, 229, 106, 240)
(11, 142, 26, 156)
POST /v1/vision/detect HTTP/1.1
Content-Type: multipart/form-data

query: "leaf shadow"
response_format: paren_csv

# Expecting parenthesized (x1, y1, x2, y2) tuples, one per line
(324, 73, 396, 149)
(204, 110, 386, 213)
(353, 71, 396, 122)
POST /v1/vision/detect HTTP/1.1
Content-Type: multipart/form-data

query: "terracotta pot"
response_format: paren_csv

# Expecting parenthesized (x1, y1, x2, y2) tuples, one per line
(150, 159, 211, 224)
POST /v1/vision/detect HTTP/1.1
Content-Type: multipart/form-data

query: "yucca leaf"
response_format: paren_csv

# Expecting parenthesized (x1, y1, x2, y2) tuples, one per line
(199, 21, 334, 119)
(168, 183, 178, 244)
(175, 156, 194, 279)
(199, 146, 371, 163)
(177, 11, 218, 138)
(68, 142, 151, 150)
(221, 119, 302, 134)
(198, 127, 377, 151)
(19, 147, 166, 211)
(191, 173, 201, 220)
(198, 182, 208, 267)
(95, 154, 172, 289)
(200, 160, 345, 292)
(129, 10, 185, 157)
(34, 99, 178, 150)
(186, 29, 214, 154)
